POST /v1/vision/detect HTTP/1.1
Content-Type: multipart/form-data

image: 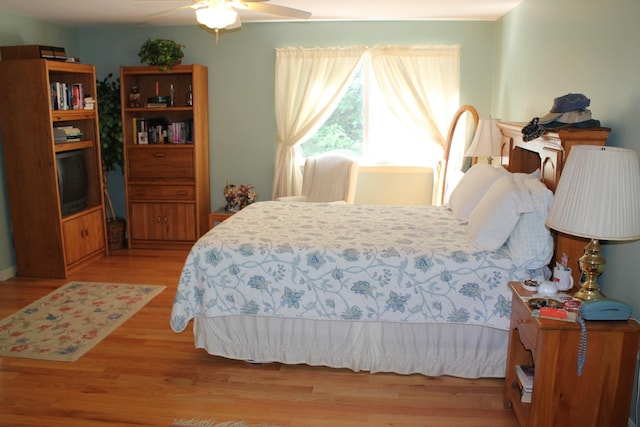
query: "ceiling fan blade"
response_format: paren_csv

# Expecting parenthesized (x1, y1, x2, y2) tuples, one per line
(226, 14, 243, 29)
(243, 2, 311, 19)
(137, 4, 194, 24)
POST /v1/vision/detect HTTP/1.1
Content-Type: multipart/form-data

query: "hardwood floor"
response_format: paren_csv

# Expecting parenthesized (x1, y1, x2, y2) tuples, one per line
(0, 249, 519, 427)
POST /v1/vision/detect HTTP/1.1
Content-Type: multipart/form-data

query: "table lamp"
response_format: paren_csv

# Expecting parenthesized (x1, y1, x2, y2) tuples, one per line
(545, 145, 640, 300)
(464, 118, 501, 164)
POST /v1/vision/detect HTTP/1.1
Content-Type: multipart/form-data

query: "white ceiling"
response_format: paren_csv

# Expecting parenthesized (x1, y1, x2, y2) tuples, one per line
(0, 0, 523, 27)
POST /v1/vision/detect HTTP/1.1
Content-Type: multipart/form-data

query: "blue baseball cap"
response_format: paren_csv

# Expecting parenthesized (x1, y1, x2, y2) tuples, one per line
(539, 93, 591, 124)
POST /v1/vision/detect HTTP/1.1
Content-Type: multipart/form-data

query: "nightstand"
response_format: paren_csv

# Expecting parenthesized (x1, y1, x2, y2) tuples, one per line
(504, 281, 640, 427)
(208, 207, 235, 229)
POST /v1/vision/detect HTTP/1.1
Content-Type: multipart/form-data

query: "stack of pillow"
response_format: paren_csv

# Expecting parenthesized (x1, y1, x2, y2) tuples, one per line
(447, 163, 554, 269)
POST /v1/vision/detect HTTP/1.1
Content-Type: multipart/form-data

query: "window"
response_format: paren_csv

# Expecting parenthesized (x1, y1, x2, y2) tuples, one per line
(299, 51, 457, 168)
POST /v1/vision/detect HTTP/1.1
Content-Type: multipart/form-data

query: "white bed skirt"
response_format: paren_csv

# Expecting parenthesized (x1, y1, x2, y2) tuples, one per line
(193, 316, 508, 379)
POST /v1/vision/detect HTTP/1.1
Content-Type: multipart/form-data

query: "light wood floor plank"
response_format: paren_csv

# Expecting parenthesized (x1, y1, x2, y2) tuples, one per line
(0, 249, 518, 427)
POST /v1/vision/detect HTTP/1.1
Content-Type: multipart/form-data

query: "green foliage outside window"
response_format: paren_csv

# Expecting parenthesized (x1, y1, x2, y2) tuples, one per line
(300, 66, 364, 158)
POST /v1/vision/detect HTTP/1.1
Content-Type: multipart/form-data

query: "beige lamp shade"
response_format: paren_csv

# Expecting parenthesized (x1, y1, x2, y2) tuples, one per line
(545, 145, 640, 241)
(464, 118, 501, 158)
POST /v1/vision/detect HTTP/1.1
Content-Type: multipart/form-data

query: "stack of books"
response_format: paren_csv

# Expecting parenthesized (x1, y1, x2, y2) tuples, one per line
(53, 126, 83, 143)
(515, 364, 534, 403)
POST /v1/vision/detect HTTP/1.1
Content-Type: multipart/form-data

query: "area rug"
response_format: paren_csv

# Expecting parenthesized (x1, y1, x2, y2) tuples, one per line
(171, 420, 280, 427)
(0, 281, 165, 362)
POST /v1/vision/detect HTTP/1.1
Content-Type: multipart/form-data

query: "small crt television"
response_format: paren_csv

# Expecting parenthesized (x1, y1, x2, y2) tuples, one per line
(56, 149, 89, 217)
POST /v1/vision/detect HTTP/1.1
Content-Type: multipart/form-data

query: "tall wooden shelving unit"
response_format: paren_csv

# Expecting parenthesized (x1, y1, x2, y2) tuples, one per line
(0, 59, 107, 278)
(120, 65, 210, 249)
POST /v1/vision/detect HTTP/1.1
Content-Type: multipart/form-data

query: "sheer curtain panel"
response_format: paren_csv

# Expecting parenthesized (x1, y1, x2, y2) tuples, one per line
(370, 45, 460, 205)
(272, 46, 365, 200)
(370, 45, 460, 150)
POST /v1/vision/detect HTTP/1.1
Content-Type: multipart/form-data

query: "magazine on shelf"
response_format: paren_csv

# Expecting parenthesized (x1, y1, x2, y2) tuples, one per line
(515, 365, 534, 392)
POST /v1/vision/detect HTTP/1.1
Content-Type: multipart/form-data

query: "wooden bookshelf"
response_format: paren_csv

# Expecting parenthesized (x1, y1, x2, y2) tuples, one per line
(0, 59, 107, 277)
(120, 65, 210, 249)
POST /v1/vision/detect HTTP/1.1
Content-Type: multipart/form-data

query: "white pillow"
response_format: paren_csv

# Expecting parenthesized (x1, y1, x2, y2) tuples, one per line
(506, 177, 554, 268)
(468, 174, 534, 251)
(512, 169, 542, 182)
(447, 163, 508, 222)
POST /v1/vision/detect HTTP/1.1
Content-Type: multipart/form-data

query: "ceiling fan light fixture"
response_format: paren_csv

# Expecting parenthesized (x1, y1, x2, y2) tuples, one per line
(195, 2, 238, 30)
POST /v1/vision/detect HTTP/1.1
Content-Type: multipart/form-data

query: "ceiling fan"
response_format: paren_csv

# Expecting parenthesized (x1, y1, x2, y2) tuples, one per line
(140, 0, 311, 43)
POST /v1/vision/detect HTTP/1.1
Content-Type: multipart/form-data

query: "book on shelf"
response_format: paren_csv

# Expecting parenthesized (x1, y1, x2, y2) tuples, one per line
(71, 83, 84, 110)
(515, 364, 534, 392)
(521, 389, 532, 403)
(133, 117, 148, 144)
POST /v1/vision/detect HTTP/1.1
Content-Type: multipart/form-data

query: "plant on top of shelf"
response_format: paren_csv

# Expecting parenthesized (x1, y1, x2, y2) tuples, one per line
(138, 38, 185, 72)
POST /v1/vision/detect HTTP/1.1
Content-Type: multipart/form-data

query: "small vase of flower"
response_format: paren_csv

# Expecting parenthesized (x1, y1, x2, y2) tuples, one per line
(223, 181, 258, 211)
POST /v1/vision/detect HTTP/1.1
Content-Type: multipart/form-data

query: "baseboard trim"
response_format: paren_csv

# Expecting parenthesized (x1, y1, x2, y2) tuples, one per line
(0, 265, 16, 281)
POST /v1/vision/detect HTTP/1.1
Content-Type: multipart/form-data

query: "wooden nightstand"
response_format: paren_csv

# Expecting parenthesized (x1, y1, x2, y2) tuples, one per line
(504, 281, 640, 427)
(208, 207, 235, 229)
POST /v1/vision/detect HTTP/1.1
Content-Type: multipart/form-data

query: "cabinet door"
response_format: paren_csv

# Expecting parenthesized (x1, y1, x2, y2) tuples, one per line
(163, 203, 196, 242)
(62, 209, 105, 266)
(130, 203, 165, 241)
(82, 209, 106, 255)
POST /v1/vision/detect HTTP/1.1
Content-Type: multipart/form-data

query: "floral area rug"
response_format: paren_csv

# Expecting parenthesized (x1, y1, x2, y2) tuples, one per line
(171, 420, 280, 427)
(0, 281, 165, 362)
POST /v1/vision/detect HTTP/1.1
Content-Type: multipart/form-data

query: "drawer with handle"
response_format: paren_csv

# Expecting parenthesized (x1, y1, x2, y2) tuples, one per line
(127, 146, 194, 179)
(128, 184, 194, 201)
(512, 294, 538, 352)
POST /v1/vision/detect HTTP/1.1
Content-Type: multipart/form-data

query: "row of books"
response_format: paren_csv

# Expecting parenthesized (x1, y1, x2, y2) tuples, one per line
(132, 117, 193, 144)
(50, 82, 86, 111)
(515, 364, 534, 403)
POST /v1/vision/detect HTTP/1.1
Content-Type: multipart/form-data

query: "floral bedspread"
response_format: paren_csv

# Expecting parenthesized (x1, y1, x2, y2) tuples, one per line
(171, 201, 528, 333)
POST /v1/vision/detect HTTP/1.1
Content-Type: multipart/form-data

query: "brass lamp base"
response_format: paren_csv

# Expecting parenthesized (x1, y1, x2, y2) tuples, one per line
(574, 238, 606, 300)
(574, 282, 605, 300)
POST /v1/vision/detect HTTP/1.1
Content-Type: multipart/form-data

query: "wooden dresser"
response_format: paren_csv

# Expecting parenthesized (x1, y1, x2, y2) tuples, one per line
(497, 123, 610, 285)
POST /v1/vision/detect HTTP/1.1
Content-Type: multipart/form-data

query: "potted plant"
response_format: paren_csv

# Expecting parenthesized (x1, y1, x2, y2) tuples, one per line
(96, 73, 126, 250)
(138, 38, 185, 72)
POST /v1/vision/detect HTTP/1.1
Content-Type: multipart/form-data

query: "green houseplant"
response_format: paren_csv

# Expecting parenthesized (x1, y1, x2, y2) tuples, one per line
(96, 73, 126, 249)
(138, 38, 185, 71)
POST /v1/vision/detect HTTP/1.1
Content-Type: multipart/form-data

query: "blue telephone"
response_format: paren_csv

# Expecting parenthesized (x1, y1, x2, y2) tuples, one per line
(579, 298, 632, 321)
(574, 299, 632, 376)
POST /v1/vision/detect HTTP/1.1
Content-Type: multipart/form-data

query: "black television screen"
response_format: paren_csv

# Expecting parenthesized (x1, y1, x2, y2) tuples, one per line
(56, 149, 89, 217)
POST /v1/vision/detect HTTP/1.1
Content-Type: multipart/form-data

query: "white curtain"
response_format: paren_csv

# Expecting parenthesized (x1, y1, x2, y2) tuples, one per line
(272, 46, 365, 200)
(369, 45, 460, 150)
(370, 45, 460, 205)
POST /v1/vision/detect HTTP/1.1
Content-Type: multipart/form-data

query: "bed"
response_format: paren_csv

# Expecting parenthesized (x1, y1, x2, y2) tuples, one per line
(170, 122, 596, 379)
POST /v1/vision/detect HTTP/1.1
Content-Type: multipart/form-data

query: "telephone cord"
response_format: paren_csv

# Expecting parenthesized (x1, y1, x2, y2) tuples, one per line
(576, 314, 587, 376)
